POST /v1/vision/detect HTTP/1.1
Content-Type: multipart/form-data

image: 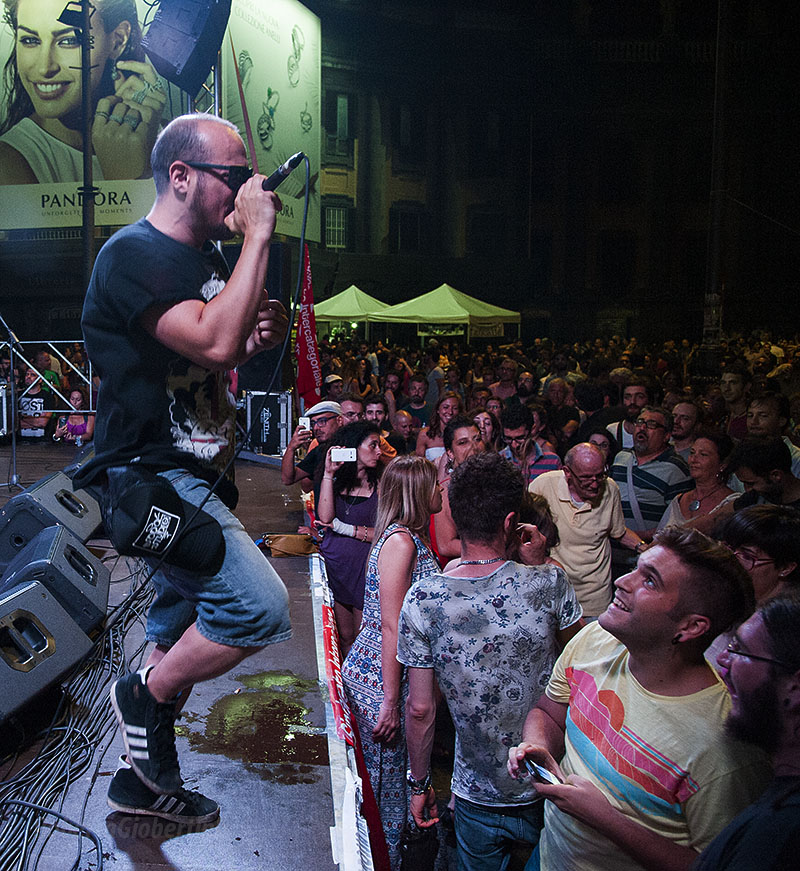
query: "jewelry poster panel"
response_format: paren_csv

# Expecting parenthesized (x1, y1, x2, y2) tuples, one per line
(221, 0, 321, 242)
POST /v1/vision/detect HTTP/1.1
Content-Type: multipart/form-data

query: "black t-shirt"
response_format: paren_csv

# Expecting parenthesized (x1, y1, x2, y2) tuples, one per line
(74, 219, 238, 505)
(692, 777, 800, 871)
(733, 491, 800, 512)
(386, 432, 416, 455)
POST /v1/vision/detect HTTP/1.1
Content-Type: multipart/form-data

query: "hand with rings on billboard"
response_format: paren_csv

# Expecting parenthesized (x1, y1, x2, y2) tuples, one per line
(93, 59, 166, 180)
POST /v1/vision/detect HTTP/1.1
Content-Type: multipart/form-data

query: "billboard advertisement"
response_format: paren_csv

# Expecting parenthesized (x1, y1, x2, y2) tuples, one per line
(0, 0, 319, 237)
(222, 0, 320, 241)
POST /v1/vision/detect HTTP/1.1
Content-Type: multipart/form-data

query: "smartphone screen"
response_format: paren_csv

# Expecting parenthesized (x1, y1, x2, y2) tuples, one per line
(523, 758, 562, 785)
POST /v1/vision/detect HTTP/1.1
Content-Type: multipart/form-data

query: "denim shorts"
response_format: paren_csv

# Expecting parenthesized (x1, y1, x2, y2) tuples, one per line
(144, 469, 291, 649)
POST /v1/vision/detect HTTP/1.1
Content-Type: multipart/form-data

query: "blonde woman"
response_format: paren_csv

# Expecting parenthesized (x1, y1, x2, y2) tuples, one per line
(341, 455, 442, 869)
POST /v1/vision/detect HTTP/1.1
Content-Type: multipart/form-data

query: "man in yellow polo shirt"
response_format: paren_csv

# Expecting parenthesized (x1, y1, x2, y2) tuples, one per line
(531, 442, 644, 617)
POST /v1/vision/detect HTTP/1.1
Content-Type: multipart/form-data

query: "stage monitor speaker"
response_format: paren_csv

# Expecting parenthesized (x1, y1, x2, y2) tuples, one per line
(0, 471, 102, 569)
(0, 526, 110, 635)
(0, 581, 93, 725)
(142, 0, 232, 97)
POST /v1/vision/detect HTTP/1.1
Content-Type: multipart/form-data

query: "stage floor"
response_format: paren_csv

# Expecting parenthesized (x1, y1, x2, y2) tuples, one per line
(0, 441, 337, 871)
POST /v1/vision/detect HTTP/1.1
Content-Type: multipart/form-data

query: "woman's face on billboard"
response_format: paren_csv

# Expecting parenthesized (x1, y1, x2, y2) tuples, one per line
(15, 0, 127, 122)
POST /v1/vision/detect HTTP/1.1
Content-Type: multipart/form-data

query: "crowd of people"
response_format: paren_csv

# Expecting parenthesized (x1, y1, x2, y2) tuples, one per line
(282, 331, 800, 871)
(0, 343, 95, 442)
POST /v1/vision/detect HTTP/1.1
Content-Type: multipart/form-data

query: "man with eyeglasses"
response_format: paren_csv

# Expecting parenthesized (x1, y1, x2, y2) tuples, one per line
(76, 114, 292, 825)
(281, 400, 343, 489)
(695, 591, 800, 870)
(531, 443, 646, 618)
(509, 526, 771, 871)
(611, 406, 692, 563)
(499, 404, 561, 485)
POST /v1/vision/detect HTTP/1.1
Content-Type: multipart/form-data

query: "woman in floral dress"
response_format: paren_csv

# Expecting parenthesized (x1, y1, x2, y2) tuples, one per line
(341, 455, 442, 869)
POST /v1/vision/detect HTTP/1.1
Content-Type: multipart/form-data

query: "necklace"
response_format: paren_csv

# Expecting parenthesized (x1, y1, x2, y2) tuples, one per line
(459, 557, 504, 565)
(342, 484, 372, 515)
(688, 484, 725, 512)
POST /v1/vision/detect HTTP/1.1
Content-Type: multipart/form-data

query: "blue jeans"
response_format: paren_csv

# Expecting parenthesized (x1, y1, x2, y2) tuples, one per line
(454, 795, 543, 871)
(144, 469, 291, 648)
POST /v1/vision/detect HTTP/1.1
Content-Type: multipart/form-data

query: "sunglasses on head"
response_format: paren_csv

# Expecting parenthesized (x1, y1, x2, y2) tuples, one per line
(184, 162, 254, 192)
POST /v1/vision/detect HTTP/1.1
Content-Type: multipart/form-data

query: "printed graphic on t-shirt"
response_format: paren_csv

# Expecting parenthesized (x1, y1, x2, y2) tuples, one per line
(19, 395, 45, 415)
(167, 361, 236, 472)
(200, 273, 225, 301)
(566, 665, 698, 812)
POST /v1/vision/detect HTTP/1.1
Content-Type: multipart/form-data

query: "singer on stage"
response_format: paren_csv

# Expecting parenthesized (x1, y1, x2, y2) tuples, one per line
(74, 113, 291, 824)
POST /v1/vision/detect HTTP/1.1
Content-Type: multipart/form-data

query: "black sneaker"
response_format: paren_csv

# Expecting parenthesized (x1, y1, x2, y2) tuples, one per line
(110, 667, 182, 795)
(107, 758, 219, 824)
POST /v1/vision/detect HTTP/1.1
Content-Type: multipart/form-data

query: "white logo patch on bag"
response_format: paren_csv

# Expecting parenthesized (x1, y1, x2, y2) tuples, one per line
(133, 506, 181, 553)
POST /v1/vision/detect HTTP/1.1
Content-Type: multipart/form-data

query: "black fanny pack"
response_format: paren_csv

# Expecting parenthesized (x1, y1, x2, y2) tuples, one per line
(101, 466, 226, 576)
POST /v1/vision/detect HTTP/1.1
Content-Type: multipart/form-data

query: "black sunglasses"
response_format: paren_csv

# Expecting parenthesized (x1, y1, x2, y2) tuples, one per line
(184, 162, 253, 192)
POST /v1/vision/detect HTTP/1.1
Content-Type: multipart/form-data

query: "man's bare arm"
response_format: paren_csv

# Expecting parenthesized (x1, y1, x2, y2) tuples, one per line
(405, 666, 439, 828)
(508, 694, 568, 780)
(534, 777, 699, 871)
(141, 182, 285, 369)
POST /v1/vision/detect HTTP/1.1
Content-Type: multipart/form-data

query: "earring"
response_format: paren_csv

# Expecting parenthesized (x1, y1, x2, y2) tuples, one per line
(110, 60, 120, 81)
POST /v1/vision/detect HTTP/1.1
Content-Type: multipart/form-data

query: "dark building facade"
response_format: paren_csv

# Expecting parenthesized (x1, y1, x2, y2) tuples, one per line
(0, 0, 797, 342)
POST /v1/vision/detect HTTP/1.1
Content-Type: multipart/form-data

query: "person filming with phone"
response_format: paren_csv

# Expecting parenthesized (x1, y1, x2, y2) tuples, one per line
(316, 420, 383, 655)
(508, 527, 771, 871)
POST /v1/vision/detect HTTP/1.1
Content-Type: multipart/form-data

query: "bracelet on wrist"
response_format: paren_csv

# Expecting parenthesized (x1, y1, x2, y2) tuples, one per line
(406, 768, 432, 795)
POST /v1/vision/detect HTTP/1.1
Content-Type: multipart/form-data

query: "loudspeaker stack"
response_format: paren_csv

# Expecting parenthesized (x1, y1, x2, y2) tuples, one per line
(0, 474, 109, 724)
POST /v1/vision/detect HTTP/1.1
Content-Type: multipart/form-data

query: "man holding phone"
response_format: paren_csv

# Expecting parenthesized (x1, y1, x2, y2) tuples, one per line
(508, 527, 771, 871)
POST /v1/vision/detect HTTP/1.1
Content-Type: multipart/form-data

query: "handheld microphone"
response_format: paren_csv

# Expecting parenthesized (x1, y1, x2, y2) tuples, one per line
(261, 152, 305, 191)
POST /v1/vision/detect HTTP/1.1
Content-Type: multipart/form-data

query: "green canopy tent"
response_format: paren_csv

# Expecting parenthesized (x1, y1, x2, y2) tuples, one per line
(369, 283, 520, 342)
(314, 285, 390, 340)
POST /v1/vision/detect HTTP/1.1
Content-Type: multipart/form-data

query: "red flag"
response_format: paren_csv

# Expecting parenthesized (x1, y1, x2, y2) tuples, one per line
(294, 244, 322, 408)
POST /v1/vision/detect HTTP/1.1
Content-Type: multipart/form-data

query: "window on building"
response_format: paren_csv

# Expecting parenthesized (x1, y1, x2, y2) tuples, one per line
(324, 91, 355, 162)
(325, 207, 347, 249)
(389, 204, 427, 253)
(467, 112, 505, 177)
(391, 103, 426, 168)
(324, 200, 354, 251)
(466, 206, 506, 257)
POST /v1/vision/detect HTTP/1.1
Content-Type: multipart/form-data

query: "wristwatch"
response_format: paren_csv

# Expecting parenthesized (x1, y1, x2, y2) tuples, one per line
(406, 769, 432, 795)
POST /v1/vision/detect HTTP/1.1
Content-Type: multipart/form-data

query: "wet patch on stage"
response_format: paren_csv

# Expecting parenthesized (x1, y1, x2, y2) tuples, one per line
(178, 670, 328, 783)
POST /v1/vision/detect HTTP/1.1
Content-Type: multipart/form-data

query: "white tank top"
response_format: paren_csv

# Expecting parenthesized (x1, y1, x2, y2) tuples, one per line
(0, 117, 103, 183)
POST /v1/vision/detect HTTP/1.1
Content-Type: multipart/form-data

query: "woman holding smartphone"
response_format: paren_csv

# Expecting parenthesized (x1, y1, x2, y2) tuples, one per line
(342, 455, 442, 869)
(53, 386, 94, 443)
(317, 420, 383, 654)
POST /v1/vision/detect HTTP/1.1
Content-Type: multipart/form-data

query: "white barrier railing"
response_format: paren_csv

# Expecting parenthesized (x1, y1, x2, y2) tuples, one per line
(309, 554, 374, 871)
